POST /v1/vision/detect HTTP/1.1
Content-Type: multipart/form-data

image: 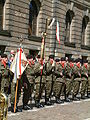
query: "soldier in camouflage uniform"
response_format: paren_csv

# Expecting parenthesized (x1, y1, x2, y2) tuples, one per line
(34, 55, 46, 108)
(63, 57, 72, 102)
(1, 54, 10, 96)
(72, 58, 81, 101)
(53, 58, 64, 104)
(87, 61, 90, 98)
(45, 55, 55, 105)
(80, 60, 88, 99)
(22, 55, 35, 110)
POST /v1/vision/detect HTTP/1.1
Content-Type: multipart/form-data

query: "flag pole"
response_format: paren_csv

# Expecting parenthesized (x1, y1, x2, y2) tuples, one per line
(39, 18, 48, 99)
(14, 38, 23, 113)
(14, 78, 19, 112)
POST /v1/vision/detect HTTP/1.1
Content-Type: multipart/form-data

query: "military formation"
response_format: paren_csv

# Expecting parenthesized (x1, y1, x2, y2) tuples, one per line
(0, 50, 90, 116)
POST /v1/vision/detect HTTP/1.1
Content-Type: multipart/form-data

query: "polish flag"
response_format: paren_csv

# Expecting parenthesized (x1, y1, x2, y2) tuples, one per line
(10, 48, 28, 83)
(56, 21, 60, 45)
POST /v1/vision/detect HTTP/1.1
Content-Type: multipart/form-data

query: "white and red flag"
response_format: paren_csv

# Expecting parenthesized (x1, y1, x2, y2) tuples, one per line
(10, 48, 28, 83)
(56, 20, 60, 45)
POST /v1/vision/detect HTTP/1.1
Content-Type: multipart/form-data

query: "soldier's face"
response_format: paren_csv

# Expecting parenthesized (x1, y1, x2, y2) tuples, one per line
(50, 58, 53, 64)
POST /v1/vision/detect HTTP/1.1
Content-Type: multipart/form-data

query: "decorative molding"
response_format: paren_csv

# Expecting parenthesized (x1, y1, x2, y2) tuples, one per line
(28, 35, 42, 42)
(64, 41, 76, 48)
(0, 30, 11, 37)
(81, 44, 90, 50)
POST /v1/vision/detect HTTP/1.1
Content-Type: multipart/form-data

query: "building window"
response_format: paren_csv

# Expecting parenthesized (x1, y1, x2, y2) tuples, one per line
(65, 10, 74, 42)
(0, 0, 5, 30)
(81, 15, 89, 45)
(28, 0, 41, 36)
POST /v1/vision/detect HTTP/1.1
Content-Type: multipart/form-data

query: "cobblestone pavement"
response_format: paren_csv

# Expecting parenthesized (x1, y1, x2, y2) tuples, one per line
(8, 98, 90, 120)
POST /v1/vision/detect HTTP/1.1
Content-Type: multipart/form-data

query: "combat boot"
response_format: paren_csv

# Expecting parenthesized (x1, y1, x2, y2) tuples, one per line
(87, 94, 90, 98)
(11, 104, 14, 112)
(11, 104, 22, 113)
(45, 98, 52, 106)
(72, 95, 80, 101)
(23, 104, 32, 110)
(16, 105, 22, 112)
(65, 98, 71, 102)
(56, 97, 64, 104)
(81, 95, 87, 99)
(35, 100, 44, 108)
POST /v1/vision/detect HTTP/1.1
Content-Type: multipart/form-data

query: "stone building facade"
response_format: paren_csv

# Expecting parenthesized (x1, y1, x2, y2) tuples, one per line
(0, 0, 90, 61)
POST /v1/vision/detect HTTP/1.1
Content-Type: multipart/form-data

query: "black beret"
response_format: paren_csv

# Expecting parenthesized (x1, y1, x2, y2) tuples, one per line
(61, 57, 66, 61)
(55, 58, 60, 62)
(68, 58, 74, 62)
(75, 58, 81, 63)
(49, 54, 54, 59)
(1, 54, 7, 58)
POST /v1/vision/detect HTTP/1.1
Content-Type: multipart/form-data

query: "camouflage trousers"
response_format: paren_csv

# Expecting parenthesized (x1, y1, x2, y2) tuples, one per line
(35, 82, 45, 101)
(87, 77, 90, 93)
(53, 79, 64, 98)
(1, 77, 9, 95)
(72, 78, 81, 96)
(45, 80, 54, 99)
(10, 80, 21, 105)
(23, 83, 34, 105)
(80, 77, 88, 96)
(64, 78, 72, 97)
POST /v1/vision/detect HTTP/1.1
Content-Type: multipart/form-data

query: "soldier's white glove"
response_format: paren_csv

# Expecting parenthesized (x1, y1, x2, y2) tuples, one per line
(52, 61, 55, 67)
(40, 66, 43, 70)
(60, 72, 63, 76)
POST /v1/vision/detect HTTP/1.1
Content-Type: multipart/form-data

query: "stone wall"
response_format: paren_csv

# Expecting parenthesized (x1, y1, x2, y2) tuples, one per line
(0, 0, 90, 60)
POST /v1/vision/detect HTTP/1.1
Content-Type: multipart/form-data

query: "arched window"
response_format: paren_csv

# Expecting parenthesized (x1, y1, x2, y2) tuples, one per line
(28, 0, 41, 36)
(81, 15, 89, 45)
(65, 10, 74, 42)
(0, 0, 5, 30)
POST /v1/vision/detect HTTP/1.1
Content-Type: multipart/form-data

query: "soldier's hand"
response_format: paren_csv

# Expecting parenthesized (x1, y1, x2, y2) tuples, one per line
(85, 73, 88, 78)
(40, 66, 43, 70)
(52, 61, 55, 67)
(60, 72, 63, 76)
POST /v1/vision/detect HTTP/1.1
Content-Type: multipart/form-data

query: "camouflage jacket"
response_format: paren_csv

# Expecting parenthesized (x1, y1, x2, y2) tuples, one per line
(54, 63, 64, 82)
(64, 62, 72, 79)
(25, 62, 35, 83)
(46, 60, 55, 81)
(34, 61, 46, 83)
(73, 63, 81, 78)
(1, 62, 10, 87)
(88, 64, 90, 76)
(1, 62, 9, 78)
(81, 64, 88, 79)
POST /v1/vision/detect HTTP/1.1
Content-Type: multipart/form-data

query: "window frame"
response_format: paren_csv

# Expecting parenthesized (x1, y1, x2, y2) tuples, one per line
(65, 10, 74, 42)
(28, 0, 41, 36)
(81, 15, 89, 45)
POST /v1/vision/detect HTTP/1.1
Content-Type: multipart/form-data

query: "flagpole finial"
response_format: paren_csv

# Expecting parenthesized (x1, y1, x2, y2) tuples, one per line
(44, 32, 47, 36)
